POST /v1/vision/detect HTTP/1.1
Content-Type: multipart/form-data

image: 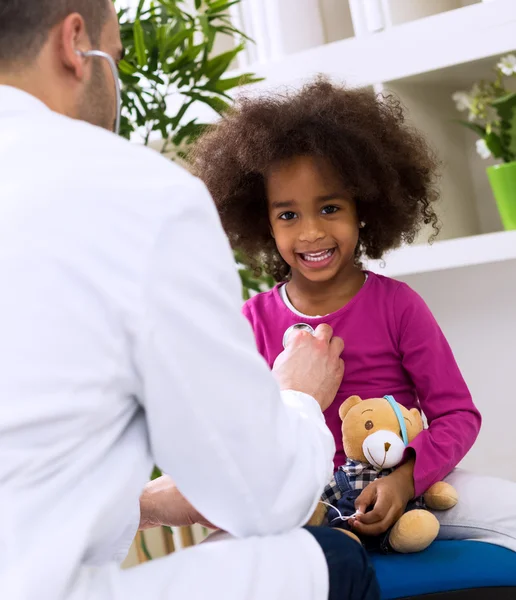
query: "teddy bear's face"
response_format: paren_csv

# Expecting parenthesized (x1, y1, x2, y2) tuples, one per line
(339, 396, 424, 470)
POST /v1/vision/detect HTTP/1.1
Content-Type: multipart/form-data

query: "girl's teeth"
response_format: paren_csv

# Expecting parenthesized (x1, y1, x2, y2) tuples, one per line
(301, 249, 334, 262)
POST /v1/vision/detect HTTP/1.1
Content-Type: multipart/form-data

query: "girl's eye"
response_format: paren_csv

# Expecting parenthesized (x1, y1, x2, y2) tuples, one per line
(321, 205, 339, 215)
(279, 211, 297, 221)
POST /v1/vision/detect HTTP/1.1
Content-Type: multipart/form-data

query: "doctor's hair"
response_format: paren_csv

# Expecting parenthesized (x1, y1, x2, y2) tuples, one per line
(191, 78, 441, 282)
(0, 0, 110, 67)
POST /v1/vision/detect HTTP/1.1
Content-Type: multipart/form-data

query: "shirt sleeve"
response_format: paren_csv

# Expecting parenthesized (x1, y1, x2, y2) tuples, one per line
(138, 179, 335, 537)
(394, 282, 481, 496)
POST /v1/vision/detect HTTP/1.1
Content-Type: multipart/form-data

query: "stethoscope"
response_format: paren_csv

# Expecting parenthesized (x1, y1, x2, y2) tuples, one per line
(76, 49, 122, 136)
(282, 323, 316, 349)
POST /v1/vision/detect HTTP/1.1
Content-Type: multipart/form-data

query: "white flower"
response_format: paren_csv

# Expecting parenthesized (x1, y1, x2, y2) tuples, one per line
(452, 91, 472, 112)
(476, 139, 491, 160)
(497, 54, 516, 76)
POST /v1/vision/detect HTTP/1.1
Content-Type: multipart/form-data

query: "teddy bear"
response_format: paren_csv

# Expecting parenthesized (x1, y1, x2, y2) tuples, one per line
(308, 394, 459, 553)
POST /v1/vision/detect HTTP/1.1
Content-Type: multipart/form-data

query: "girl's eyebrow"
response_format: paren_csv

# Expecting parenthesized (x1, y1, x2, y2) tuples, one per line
(316, 194, 347, 202)
(270, 200, 295, 210)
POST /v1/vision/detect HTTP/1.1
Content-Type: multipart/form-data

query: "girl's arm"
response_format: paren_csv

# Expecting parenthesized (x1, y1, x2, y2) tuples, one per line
(394, 282, 481, 497)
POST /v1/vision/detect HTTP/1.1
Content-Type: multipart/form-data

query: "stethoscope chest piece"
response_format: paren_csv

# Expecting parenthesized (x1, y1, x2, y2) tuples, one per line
(282, 323, 315, 349)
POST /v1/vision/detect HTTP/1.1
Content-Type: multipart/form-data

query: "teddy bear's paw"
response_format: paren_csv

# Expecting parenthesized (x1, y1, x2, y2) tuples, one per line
(389, 510, 439, 554)
(424, 482, 459, 511)
(335, 528, 362, 545)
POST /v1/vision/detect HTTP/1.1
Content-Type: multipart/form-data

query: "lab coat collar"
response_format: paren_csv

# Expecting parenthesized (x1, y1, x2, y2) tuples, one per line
(0, 85, 50, 115)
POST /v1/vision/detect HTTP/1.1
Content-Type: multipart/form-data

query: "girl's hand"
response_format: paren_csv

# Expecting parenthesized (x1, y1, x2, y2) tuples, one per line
(350, 458, 415, 537)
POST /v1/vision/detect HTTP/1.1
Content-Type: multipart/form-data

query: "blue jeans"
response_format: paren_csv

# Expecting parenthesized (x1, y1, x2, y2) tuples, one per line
(305, 526, 381, 600)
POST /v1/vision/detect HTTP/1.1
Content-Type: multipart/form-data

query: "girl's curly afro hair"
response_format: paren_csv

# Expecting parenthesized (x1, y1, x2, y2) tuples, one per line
(191, 78, 441, 282)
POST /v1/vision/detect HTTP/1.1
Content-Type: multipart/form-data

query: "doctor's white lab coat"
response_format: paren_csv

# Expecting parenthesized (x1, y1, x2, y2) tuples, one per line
(0, 86, 334, 600)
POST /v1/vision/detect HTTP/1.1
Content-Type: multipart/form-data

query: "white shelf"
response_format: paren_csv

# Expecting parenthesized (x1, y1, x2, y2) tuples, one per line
(366, 230, 516, 277)
(246, 0, 516, 90)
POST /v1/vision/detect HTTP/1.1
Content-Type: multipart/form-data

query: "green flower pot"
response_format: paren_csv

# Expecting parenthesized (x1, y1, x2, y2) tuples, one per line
(487, 161, 516, 231)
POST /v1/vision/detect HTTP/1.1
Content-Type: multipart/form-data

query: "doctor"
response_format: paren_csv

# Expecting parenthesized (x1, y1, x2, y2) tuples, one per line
(0, 1, 379, 599)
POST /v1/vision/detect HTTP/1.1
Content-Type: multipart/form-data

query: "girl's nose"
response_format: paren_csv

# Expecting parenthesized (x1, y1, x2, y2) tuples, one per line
(298, 219, 325, 243)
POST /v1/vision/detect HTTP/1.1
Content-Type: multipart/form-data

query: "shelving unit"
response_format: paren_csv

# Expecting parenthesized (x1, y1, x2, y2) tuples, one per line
(244, 0, 516, 90)
(229, 0, 516, 268)
(366, 230, 516, 277)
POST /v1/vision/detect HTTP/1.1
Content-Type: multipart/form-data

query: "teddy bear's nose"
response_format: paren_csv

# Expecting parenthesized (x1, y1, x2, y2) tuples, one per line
(384, 442, 391, 452)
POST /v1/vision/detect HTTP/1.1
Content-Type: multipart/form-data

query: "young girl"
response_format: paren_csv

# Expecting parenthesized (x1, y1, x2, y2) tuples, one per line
(192, 79, 516, 550)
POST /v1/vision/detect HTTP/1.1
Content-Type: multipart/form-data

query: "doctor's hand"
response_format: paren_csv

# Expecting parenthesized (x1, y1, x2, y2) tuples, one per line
(139, 474, 217, 531)
(272, 324, 344, 412)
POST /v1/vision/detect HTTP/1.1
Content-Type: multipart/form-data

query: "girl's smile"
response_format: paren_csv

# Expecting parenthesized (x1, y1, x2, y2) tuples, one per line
(296, 247, 337, 269)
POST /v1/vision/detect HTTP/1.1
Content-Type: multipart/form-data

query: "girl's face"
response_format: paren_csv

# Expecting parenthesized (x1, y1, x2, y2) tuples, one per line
(266, 155, 359, 284)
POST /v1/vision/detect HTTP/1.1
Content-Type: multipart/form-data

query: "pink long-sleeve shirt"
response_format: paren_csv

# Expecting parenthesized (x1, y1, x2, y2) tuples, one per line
(243, 272, 481, 496)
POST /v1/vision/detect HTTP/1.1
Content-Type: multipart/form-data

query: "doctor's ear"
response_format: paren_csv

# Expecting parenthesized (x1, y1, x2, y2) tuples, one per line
(57, 13, 90, 79)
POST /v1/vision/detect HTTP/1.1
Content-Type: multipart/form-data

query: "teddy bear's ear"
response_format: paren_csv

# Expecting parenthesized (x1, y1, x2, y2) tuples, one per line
(339, 395, 362, 422)
(410, 408, 424, 433)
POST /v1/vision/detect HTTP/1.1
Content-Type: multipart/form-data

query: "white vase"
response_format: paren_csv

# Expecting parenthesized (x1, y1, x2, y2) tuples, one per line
(349, 0, 386, 37)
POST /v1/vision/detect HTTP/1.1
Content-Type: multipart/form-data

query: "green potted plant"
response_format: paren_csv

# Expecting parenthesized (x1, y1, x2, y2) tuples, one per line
(453, 54, 516, 231)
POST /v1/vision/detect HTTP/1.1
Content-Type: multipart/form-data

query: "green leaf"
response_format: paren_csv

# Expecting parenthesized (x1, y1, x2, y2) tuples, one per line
(484, 131, 505, 159)
(173, 119, 208, 145)
(203, 44, 244, 81)
(170, 99, 194, 129)
(136, 0, 146, 18)
(161, 28, 193, 63)
(452, 119, 486, 138)
(198, 14, 212, 40)
(157, 23, 167, 49)
(195, 0, 202, 8)
(133, 20, 147, 67)
(492, 92, 516, 160)
(118, 59, 138, 76)
(144, 71, 165, 85)
(164, 43, 204, 77)
(186, 92, 230, 114)
(217, 25, 253, 42)
(206, 0, 242, 15)
(151, 466, 162, 480)
(214, 73, 263, 93)
(491, 92, 516, 115)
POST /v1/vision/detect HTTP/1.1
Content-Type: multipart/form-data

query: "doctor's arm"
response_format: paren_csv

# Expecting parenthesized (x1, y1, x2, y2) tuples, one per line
(139, 181, 341, 537)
